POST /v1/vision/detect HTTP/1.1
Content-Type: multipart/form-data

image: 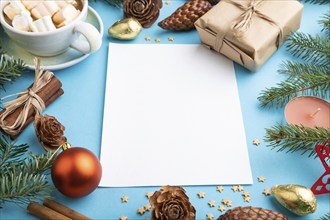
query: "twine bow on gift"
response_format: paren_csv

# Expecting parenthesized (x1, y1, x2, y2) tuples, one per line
(0, 58, 53, 137)
(215, 0, 284, 52)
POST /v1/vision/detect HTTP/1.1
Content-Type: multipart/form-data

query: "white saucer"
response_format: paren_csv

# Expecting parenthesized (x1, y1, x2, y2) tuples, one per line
(0, 7, 104, 71)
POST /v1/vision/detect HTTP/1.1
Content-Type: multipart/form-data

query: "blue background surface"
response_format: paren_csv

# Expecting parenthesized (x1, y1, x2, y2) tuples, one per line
(1, 1, 329, 219)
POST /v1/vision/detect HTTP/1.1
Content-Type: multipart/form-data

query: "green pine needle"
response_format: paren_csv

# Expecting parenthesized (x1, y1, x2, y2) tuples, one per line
(264, 124, 330, 157)
(286, 32, 330, 66)
(258, 72, 330, 108)
(302, 0, 330, 4)
(319, 212, 330, 220)
(0, 52, 27, 89)
(279, 60, 330, 76)
(319, 11, 330, 35)
(0, 136, 29, 168)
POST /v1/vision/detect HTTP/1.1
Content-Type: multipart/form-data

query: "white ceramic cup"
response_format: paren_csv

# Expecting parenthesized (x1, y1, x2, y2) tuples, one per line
(0, 0, 102, 56)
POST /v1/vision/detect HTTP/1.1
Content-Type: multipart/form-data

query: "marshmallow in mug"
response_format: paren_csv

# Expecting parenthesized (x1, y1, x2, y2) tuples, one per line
(3, 0, 81, 32)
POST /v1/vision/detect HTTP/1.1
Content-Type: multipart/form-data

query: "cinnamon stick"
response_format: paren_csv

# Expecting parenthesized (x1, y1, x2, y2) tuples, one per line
(27, 202, 72, 220)
(10, 88, 64, 139)
(43, 199, 92, 220)
(0, 76, 63, 139)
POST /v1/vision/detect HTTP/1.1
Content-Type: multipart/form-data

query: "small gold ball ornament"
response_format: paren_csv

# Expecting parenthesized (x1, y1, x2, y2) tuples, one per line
(108, 17, 142, 40)
(271, 184, 317, 216)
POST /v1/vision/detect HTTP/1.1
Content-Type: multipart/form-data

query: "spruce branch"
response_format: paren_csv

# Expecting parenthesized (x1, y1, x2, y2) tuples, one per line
(0, 52, 27, 89)
(319, 212, 330, 220)
(319, 11, 330, 35)
(286, 32, 330, 66)
(264, 124, 330, 158)
(258, 72, 330, 108)
(0, 136, 29, 168)
(279, 60, 330, 76)
(302, 0, 330, 4)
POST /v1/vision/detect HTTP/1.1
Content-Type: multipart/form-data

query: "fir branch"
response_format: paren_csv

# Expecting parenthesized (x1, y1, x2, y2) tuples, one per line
(0, 136, 29, 169)
(0, 52, 27, 89)
(304, 0, 330, 5)
(319, 11, 330, 35)
(319, 212, 330, 220)
(264, 124, 330, 157)
(302, 0, 330, 4)
(258, 72, 330, 108)
(279, 61, 330, 76)
(286, 32, 330, 66)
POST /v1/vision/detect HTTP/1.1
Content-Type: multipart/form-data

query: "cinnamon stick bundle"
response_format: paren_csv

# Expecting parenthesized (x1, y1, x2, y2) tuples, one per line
(0, 76, 63, 139)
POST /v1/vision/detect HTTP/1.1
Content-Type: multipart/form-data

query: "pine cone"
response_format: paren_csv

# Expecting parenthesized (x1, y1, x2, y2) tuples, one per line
(218, 206, 288, 220)
(208, 0, 220, 5)
(124, 0, 163, 28)
(158, 0, 212, 31)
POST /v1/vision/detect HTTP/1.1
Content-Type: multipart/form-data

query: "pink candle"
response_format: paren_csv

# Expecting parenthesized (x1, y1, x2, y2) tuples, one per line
(285, 96, 330, 128)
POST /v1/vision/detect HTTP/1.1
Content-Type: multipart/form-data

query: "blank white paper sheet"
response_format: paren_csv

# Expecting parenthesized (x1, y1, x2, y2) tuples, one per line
(100, 43, 252, 187)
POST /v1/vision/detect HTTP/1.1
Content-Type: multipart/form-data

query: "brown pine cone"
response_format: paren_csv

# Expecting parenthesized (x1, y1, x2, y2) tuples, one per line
(208, 0, 220, 5)
(158, 0, 212, 31)
(218, 206, 288, 220)
(124, 0, 163, 28)
(150, 185, 196, 220)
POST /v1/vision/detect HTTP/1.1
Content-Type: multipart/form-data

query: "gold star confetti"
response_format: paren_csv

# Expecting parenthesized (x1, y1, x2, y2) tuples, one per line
(121, 195, 128, 203)
(253, 139, 260, 146)
(155, 38, 161, 43)
(197, 191, 205, 198)
(263, 189, 271, 196)
(144, 204, 151, 211)
(206, 213, 214, 220)
(168, 36, 174, 41)
(216, 186, 224, 192)
(231, 186, 238, 192)
(137, 207, 145, 215)
(225, 200, 232, 207)
(244, 197, 251, 203)
(237, 185, 244, 191)
(258, 176, 266, 182)
(208, 200, 216, 207)
(146, 192, 154, 199)
(120, 216, 127, 220)
(221, 198, 229, 205)
(145, 36, 151, 41)
(146, 218, 151, 220)
(242, 191, 250, 197)
(165, 0, 171, 5)
(218, 205, 226, 212)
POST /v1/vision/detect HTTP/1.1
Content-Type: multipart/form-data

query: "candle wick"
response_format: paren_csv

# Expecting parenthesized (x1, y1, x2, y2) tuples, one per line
(310, 108, 321, 118)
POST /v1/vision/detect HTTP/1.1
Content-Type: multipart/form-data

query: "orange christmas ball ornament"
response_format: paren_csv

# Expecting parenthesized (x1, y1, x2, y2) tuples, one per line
(51, 145, 102, 198)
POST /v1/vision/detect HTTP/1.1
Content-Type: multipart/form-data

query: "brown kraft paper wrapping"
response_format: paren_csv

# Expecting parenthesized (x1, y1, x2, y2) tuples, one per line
(194, 0, 303, 72)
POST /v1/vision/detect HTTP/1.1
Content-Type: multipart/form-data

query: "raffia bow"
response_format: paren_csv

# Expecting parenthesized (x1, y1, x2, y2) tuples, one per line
(215, 0, 284, 52)
(0, 58, 53, 137)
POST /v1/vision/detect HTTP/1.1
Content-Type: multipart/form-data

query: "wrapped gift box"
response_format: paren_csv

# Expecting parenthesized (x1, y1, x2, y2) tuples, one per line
(195, 0, 303, 72)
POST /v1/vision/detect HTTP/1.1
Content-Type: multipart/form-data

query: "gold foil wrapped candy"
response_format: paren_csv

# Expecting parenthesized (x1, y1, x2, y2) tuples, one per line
(271, 184, 317, 216)
(108, 18, 142, 40)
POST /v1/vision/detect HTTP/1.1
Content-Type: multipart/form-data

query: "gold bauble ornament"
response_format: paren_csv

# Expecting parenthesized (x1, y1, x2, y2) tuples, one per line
(271, 184, 317, 216)
(108, 18, 142, 40)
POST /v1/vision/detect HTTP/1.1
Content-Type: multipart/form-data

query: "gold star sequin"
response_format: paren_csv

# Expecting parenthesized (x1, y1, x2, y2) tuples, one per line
(242, 191, 250, 197)
(237, 185, 244, 191)
(208, 200, 216, 207)
(216, 186, 224, 192)
(197, 191, 205, 198)
(144, 204, 151, 211)
(168, 36, 174, 41)
(206, 213, 214, 220)
(120, 216, 127, 220)
(253, 139, 260, 146)
(231, 186, 238, 192)
(221, 198, 229, 204)
(155, 38, 161, 43)
(146, 192, 154, 199)
(137, 207, 145, 215)
(145, 36, 151, 41)
(165, 0, 171, 5)
(263, 189, 271, 196)
(244, 197, 251, 202)
(225, 201, 232, 207)
(218, 205, 226, 212)
(121, 195, 128, 203)
(258, 176, 266, 182)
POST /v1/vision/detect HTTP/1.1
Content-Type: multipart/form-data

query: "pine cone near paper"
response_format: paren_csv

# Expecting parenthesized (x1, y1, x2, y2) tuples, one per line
(208, 0, 220, 5)
(124, 0, 163, 28)
(158, 0, 212, 31)
(218, 206, 288, 220)
(150, 185, 196, 220)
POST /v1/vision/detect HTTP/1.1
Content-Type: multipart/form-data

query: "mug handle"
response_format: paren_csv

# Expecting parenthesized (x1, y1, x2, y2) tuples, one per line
(70, 21, 102, 54)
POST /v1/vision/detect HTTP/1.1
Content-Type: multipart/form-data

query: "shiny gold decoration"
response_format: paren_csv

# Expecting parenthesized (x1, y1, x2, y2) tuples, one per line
(197, 191, 205, 198)
(216, 185, 224, 192)
(218, 206, 288, 220)
(218, 205, 226, 212)
(145, 36, 151, 41)
(258, 176, 266, 182)
(34, 114, 67, 152)
(155, 38, 161, 43)
(208, 200, 216, 207)
(137, 207, 145, 215)
(271, 184, 317, 216)
(253, 139, 260, 146)
(149, 185, 196, 220)
(263, 189, 271, 196)
(121, 195, 129, 203)
(206, 213, 214, 220)
(108, 18, 142, 40)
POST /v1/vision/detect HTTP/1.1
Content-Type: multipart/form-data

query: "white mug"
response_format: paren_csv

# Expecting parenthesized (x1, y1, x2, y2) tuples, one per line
(0, 0, 102, 56)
